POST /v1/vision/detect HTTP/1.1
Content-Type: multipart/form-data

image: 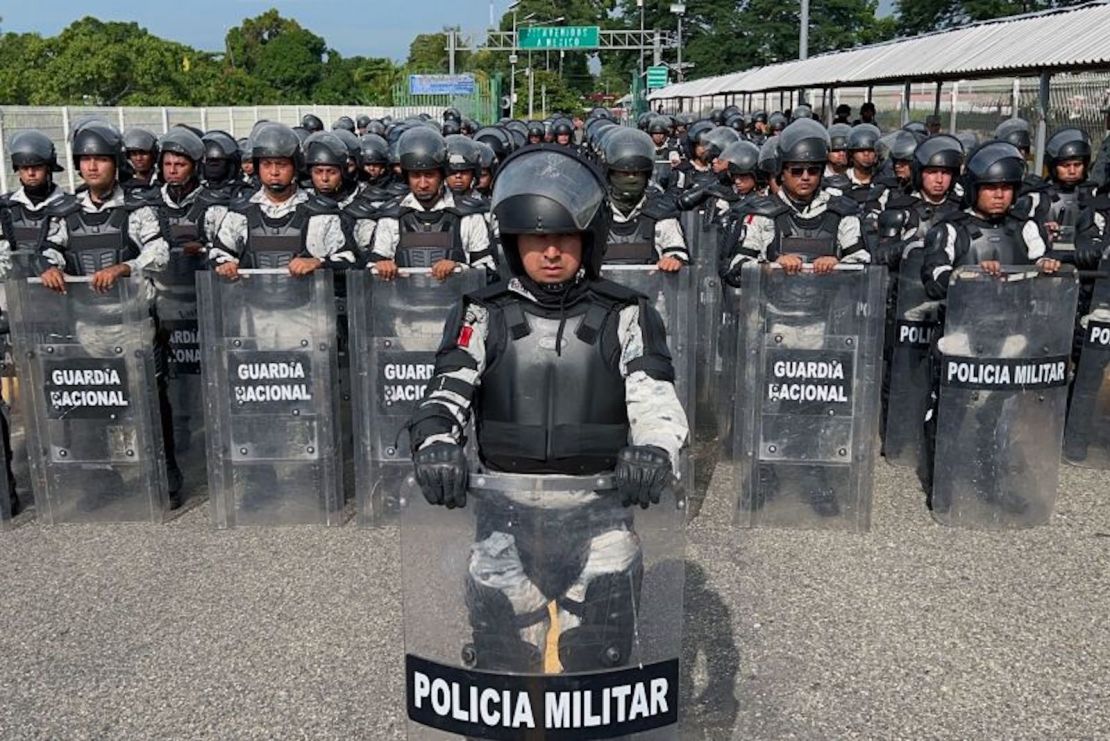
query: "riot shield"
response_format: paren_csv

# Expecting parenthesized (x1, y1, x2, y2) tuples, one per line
(197, 269, 343, 527)
(1064, 270, 1110, 468)
(680, 207, 724, 438)
(932, 267, 1078, 528)
(400, 471, 685, 740)
(154, 246, 207, 503)
(7, 276, 168, 524)
(883, 243, 942, 468)
(350, 268, 488, 527)
(731, 263, 886, 531)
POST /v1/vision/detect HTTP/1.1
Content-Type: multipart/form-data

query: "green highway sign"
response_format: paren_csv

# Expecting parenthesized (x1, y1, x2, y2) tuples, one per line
(518, 26, 600, 50)
(646, 65, 669, 89)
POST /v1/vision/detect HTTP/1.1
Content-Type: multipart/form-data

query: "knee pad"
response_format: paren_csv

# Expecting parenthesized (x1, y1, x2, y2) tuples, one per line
(464, 580, 544, 673)
(557, 559, 644, 672)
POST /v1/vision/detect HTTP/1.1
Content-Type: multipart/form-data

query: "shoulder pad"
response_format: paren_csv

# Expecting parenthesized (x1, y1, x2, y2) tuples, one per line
(454, 195, 489, 216)
(302, 193, 342, 215)
(376, 196, 405, 219)
(642, 192, 680, 220)
(886, 192, 917, 210)
(195, 188, 229, 207)
(343, 196, 379, 220)
(46, 194, 81, 218)
(822, 173, 852, 191)
(587, 278, 645, 306)
(228, 193, 256, 214)
(125, 187, 162, 209)
(825, 194, 862, 217)
(1086, 192, 1110, 212)
(937, 209, 969, 225)
(743, 195, 791, 219)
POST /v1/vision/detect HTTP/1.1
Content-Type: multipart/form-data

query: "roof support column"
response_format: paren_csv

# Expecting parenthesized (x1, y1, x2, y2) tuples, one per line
(949, 81, 959, 133)
(901, 80, 912, 126)
(933, 81, 943, 116)
(1034, 70, 1051, 175)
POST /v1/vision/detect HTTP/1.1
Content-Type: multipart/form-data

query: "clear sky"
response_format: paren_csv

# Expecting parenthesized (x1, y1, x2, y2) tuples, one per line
(1, 1, 517, 62)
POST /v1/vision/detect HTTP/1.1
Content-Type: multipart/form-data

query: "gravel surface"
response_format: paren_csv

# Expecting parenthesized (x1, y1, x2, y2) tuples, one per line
(1, 442, 1107, 739)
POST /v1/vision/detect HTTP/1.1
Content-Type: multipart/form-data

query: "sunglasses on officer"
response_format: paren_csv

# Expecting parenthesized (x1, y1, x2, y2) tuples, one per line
(785, 165, 823, 177)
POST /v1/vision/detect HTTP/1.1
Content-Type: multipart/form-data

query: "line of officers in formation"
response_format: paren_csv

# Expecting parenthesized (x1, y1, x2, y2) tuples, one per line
(0, 102, 1107, 518)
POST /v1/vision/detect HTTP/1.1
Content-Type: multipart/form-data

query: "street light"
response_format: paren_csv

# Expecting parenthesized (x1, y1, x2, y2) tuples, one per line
(670, 4, 686, 83)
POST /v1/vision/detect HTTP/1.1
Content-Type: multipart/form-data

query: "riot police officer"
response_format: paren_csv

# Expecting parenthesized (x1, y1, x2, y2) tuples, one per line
(1, 131, 69, 279)
(474, 141, 498, 198)
(409, 143, 688, 672)
(825, 123, 852, 180)
(1036, 127, 1097, 248)
(444, 135, 482, 198)
(917, 141, 1061, 503)
(672, 120, 716, 191)
(304, 131, 360, 208)
(301, 114, 325, 134)
(210, 122, 356, 278)
(647, 115, 680, 189)
(122, 127, 159, 193)
(38, 122, 184, 504)
(369, 128, 495, 281)
(551, 118, 576, 148)
(600, 129, 688, 268)
(357, 133, 395, 204)
(838, 123, 884, 212)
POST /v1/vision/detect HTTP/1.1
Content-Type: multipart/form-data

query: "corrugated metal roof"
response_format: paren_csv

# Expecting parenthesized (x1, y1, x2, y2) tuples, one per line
(650, 2, 1110, 100)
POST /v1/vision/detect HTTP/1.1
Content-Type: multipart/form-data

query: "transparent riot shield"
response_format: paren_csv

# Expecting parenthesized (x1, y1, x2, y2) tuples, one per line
(400, 471, 685, 740)
(350, 268, 488, 527)
(198, 269, 343, 527)
(8, 276, 168, 524)
(731, 263, 886, 531)
(155, 246, 207, 503)
(933, 267, 1079, 528)
(680, 207, 723, 438)
(883, 242, 942, 468)
(1064, 271, 1110, 468)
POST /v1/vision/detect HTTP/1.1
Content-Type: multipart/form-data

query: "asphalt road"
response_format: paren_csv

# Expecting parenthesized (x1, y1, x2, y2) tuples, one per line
(0, 442, 1107, 739)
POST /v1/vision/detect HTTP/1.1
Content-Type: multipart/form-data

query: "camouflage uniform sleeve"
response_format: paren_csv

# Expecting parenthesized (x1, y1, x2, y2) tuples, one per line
(125, 205, 169, 273)
(0, 236, 11, 282)
(304, 213, 357, 269)
(203, 204, 228, 247)
(368, 216, 399, 261)
(836, 213, 871, 264)
(41, 214, 68, 270)
(460, 213, 496, 270)
(654, 217, 689, 262)
(617, 303, 688, 473)
(725, 212, 773, 276)
(210, 210, 247, 265)
(921, 223, 959, 300)
(410, 300, 490, 451)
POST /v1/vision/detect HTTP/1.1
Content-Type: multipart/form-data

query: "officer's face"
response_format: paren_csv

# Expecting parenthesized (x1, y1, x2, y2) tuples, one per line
(1054, 158, 1086, 185)
(258, 157, 296, 189)
(478, 169, 493, 191)
(694, 143, 708, 161)
(781, 162, 822, 199)
(732, 173, 756, 194)
(161, 152, 195, 186)
(127, 150, 154, 174)
(828, 150, 848, 167)
(408, 169, 444, 202)
(518, 232, 583, 284)
(852, 150, 876, 169)
(893, 160, 912, 182)
(976, 183, 1015, 216)
(311, 165, 343, 194)
(557, 133, 571, 146)
(446, 170, 474, 193)
(651, 132, 666, 146)
(17, 164, 48, 189)
(921, 167, 954, 199)
(363, 163, 387, 180)
(711, 157, 729, 174)
(528, 135, 542, 145)
(241, 160, 255, 177)
(79, 155, 117, 190)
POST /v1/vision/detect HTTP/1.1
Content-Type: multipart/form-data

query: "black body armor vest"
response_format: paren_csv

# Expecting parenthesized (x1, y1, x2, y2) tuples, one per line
(396, 208, 464, 268)
(5, 201, 53, 277)
(961, 217, 1028, 266)
(64, 208, 138, 276)
(604, 213, 657, 264)
(241, 203, 307, 269)
(476, 298, 630, 475)
(160, 199, 209, 288)
(770, 209, 841, 262)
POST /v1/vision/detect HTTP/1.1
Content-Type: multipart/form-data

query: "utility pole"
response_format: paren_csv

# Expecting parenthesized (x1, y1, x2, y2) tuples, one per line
(670, 4, 686, 82)
(800, 0, 809, 60)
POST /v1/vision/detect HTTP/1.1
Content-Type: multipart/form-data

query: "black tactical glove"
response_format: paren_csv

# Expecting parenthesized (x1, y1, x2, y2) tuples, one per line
(615, 445, 673, 509)
(677, 185, 711, 211)
(413, 442, 469, 509)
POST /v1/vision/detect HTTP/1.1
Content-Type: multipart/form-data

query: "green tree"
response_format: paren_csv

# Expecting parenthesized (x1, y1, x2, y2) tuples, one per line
(896, 0, 1089, 36)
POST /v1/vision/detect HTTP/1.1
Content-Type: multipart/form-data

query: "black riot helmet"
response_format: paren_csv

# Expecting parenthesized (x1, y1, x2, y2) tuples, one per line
(725, 114, 747, 133)
(474, 126, 512, 161)
(767, 112, 788, 133)
(636, 112, 653, 131)
(158, 127, 205, 165)
(460, 118, 478, 136)
(877, 129, 919, 164)
(397, 126, 447, 173)
(238, 137, 251, 162)
(301, 114, 325, 133)
(1045, 127, 1092, 176)
(356, 114, 371, 131)
(588, 106, 612, 121)
(758, 135, 781, 179)
(475, 141, 498, 173)
(708, 108, 726, 126)
(9, 130, 63, 172)
(602, 127, 654, 173)
(753, 110, 768, 125)
(506, 120, 530, 149)
(366, 119, 387, 137)
(702, 125, 741, 161)
(123, 127, 158, 155)
(442, 119, 461, 136)
(201, 130, 241, 183)
(72, 122, 124, 169)
(911, 134, 963, 191)
(360, 134, 390, 166)
(955, 131, 980, 153)
(847, 123, 881, 152)
(251, 121, 304, 172)
(902, 121, 928, 140)
(526, 120, 546, 141)
(443, 107, 462, 123)
(994, 118, 1032, 152)
(964, 141, 1026, 202)
(445, 134, 482, 178)
(333, 116, 356, 133)
(303, 131, 349, 169)
(685, 120, 715, 155)
(792, 103, 815, 120)
(828, 123, 852, 151)
(491, 145, 610, 280)
(647, 115, 671, 136)
(719, 140, 761, 178)
(332, 128, 362, 167)
(551, 117, 575, 139)
(776, 119, 830, 171)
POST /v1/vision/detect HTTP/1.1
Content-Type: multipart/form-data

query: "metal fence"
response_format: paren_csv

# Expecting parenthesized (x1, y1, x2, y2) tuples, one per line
(0, 104, 446, 193)
(654, 72, 1110, 174)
